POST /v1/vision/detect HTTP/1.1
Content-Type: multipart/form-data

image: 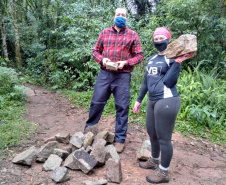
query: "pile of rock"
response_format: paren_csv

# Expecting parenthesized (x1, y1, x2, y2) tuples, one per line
(12, 130, 122, 184)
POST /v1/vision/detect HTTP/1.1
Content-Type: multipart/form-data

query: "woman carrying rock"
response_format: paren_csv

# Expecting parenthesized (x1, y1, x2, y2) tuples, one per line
(133, 27, 194, 184)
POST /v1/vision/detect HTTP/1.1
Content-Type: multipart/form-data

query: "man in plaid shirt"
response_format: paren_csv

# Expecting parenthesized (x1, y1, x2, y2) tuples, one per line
(85, 7, 143, 153)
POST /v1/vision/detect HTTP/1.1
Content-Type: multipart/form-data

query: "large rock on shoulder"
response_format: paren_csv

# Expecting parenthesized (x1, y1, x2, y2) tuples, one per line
(12, 146, 37, 166)
(166, 34, 197, 58)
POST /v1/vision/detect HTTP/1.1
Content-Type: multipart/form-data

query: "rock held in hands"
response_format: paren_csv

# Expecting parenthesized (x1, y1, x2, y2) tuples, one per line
(106, 62, 118, 71)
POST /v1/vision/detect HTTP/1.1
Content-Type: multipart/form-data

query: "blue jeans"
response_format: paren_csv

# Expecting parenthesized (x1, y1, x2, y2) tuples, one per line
(85, 69, 131, 143)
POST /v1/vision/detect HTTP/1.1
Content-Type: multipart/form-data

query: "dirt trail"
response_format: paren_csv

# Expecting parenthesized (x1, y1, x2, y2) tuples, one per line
(0, 84, 226, 185)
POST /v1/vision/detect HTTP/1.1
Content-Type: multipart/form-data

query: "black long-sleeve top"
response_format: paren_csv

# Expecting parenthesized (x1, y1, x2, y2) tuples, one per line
(137, 54, 181, 102)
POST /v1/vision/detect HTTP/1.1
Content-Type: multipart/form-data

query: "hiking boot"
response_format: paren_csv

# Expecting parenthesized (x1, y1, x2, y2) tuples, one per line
(114, 142, 125, 153)
(84, 125, 99, 136)
(139, 157, 159, 169)
(146, 168, 169, 184)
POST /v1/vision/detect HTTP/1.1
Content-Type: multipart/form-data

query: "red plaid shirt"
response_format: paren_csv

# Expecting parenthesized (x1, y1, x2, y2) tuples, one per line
(93, 25, 143, 72)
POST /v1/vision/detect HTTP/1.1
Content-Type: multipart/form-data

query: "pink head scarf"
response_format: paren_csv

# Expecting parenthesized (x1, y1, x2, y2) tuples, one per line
(153, 27, 171, 41)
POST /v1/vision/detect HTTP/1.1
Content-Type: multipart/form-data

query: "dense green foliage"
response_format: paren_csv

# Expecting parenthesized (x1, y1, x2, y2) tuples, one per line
(0, 67, 36, 150)
(157, 0, 226, 77)
(20, 1, 115, 90)
(176, 68, 226, 144)
(0, 0, 225, 146)
(178, 67, 226, 129)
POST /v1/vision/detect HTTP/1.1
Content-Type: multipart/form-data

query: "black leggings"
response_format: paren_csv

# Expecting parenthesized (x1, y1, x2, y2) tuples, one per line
(146, 97, 181, 168)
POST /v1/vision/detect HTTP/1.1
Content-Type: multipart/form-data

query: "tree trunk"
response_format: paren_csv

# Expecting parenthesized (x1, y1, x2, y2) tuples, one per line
(218, 0, 225, 50)
(13, 0, 22, 68)
(125, 0, 138, 14)
(25, 0, 28, 24)
(221, 0, 225, 17)
(0, 14, 9, 59)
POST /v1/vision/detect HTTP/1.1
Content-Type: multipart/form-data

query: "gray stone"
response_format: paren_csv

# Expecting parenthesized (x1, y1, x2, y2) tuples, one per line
(105, 144, 120, 161)
(166, 34, 197, 58)
(136, 148, 151, 161)
(72, 145, 79, 152)
(53, 148, 69, 160)
(43, 154, 62, 171)
(90, 144, 106, 166)
(92, 138, 107, 148)
(73, 148, 97, 174)
(85, 146, 92, 153)
(95, 130, 109, 140)
(82, 178, 108, 185)
(62, 145, 72, 154)
(51, 166, 70, 183)
(106, 158, 122, 183)
(106, 61, 118, 71)
(83, 132, 94, 149)
(63, 152, 79, 170)
(55, 133, 70, 144)
(12, 146, 37, 166)
(84, 125, 99, 136)
(106, 132, 115, 143)
(136, 140, 151, 160)
(36, 141, 58, 162)
(70, 132, 85, 148)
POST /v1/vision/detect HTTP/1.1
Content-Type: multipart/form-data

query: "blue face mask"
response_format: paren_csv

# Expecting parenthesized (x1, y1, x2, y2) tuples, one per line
(115, 17, 126, 28)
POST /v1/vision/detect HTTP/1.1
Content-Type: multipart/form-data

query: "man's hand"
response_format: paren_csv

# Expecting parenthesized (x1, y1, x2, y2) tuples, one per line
(102, 58, 111, 67)
(133, 101, 141, 114)
(116, 61, 128, 69)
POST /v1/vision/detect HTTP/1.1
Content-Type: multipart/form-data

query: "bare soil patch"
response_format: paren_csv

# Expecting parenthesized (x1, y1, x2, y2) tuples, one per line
(0, 84, 225, 185)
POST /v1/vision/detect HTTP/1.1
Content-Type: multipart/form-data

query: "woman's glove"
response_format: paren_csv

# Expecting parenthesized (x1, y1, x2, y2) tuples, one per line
(133, 101, 141, 114)
(175, 52, 195, 63)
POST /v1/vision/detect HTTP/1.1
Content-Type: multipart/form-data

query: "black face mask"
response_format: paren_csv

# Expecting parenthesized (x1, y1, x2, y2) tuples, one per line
(154, 39, 169, 52)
